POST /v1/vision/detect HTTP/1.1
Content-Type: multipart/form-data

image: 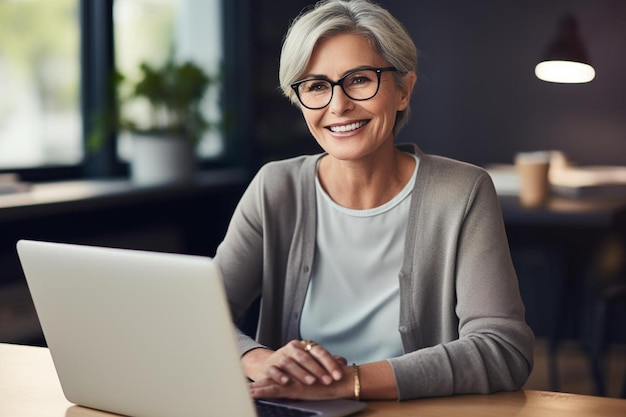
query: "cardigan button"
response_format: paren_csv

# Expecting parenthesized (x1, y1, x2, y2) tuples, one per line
(303, 265, 310, 273)
(398, 325, 408, 333)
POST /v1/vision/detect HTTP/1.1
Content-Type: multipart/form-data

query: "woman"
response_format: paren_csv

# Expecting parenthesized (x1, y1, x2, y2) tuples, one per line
(214, 0, 534, 401)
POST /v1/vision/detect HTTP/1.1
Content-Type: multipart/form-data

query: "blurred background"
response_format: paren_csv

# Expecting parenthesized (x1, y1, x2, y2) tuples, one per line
(1, 0, 625, 176)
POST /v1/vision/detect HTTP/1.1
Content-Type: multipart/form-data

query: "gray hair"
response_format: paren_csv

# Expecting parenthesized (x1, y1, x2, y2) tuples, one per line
(279, 0, 417, 133)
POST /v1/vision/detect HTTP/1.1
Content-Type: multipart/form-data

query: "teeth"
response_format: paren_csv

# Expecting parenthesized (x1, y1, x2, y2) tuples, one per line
(330, 121, 366, 133)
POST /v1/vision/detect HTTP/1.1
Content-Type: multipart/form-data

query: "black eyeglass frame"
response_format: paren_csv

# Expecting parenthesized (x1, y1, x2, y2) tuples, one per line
(290, 66, 398, 110)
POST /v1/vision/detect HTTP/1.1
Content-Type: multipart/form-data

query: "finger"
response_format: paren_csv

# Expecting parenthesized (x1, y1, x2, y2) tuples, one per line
(266, 365, 291, 385)
(249, 378, 303, 400)
(333, 355, 348, 366)
(269, 347, 319, 386)
(249, 379, 285, 399)
(250, 377, 338, 401)
(304, 344, 344, 382)
(290, 342, 337, 385)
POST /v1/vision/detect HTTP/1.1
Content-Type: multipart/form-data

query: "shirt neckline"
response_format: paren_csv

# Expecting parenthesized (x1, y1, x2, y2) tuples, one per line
(315, 153, 419, 217)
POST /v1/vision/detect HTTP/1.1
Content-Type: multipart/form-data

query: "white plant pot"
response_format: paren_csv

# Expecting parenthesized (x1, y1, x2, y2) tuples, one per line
(130, 133, 196, 186)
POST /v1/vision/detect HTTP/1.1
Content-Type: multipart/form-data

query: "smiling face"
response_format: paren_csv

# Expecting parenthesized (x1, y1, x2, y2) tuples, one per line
(299, 33, 415, 163)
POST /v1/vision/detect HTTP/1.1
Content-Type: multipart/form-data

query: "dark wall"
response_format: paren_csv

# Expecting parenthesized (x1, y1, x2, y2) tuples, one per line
(246, 0, 626, 169)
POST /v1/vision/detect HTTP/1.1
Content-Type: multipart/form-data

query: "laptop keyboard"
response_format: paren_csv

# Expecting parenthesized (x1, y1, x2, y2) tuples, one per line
(255, 401, 319, 417)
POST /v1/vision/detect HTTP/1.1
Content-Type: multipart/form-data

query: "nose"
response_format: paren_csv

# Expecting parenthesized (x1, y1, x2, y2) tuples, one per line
(328, 85, 354, 115)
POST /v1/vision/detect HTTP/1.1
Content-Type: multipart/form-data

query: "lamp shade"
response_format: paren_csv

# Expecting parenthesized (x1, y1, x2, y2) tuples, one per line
(535, 15, 595, 83)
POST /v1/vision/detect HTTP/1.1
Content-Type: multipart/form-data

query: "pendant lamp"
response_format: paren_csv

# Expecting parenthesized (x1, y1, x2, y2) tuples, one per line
(535, 14, 595, 83)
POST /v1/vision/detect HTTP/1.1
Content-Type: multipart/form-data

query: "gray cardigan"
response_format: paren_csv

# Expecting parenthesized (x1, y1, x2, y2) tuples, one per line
(214, 144, 534, 400)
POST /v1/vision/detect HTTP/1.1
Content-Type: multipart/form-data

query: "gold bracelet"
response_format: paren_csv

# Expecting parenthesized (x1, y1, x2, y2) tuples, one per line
(352, 363, 361, 401)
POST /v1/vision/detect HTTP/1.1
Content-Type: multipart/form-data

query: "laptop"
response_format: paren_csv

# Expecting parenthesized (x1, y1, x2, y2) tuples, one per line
(17, 239, 366, 417)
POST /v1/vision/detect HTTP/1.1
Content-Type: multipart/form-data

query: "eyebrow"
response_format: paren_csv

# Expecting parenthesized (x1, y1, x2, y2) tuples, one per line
(298, 65, 379, 81)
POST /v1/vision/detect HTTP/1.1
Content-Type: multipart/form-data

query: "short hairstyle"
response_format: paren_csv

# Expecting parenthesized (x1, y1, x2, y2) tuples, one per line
(279, 0, 417, 133)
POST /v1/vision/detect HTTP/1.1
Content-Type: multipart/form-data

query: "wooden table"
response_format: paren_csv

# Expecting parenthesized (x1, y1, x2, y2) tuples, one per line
(2, 343, 625, 417)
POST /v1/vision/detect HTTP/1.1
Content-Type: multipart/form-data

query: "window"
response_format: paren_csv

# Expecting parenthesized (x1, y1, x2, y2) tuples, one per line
(0, 0, 230, 180)
(0, 0, 81, 170)
(113, 0, 224, 162)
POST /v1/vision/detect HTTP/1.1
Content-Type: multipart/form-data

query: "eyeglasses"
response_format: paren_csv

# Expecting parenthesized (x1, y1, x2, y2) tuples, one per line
(291, 67, 397, 110)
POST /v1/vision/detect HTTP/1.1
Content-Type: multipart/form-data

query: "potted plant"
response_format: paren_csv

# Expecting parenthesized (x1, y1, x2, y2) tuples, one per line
(90, 58, 219, 185)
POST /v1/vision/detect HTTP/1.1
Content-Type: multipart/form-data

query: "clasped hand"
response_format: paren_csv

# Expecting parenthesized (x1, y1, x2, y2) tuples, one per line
(245, 340, 350, 400)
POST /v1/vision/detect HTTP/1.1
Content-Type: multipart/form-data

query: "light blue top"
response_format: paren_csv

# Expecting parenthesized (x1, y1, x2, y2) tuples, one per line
(300, 155, 418, 363)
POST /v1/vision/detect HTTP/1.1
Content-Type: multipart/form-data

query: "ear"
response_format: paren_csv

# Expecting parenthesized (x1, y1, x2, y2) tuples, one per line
(396, 71, 417, 111)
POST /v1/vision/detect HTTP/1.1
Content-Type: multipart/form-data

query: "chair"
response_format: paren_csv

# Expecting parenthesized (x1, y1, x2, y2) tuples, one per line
(580, 234, 626, 398)
(583, 281, 626, 397)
